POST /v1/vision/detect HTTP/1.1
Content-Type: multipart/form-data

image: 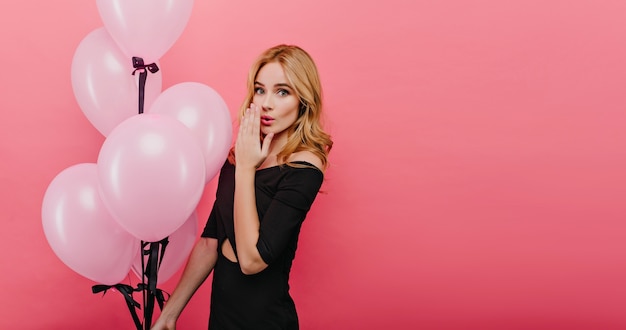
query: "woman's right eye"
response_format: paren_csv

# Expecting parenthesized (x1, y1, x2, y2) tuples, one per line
(254, 87, 265, 95)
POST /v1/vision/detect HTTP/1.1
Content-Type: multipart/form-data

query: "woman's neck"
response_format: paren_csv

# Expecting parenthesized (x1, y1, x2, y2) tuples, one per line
(266, 131, 289, 156)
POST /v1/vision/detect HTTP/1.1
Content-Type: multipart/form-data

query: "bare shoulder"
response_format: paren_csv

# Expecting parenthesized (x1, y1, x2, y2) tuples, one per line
(288, 151, 324, 173)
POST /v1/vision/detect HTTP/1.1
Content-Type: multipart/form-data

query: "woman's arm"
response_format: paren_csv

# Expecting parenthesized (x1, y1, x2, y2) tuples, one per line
(233, 105, 324, 275)
(234, 167, 268, 274)
(151, 237, 218, 329)
(233, 105, 272, 275)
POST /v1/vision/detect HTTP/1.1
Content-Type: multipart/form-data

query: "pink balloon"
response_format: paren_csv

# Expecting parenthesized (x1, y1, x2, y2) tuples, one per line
(132, 212, 198, 284)
(97, 114, 206, 242)
(148, 82, 233, 183)
(71, 27, 163, 136)
(42, 163, 139, 285)
(96, 0, 194, 63)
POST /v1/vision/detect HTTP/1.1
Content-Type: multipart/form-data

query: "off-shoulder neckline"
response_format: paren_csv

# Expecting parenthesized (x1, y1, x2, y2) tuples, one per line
(256, 161, 323, 174)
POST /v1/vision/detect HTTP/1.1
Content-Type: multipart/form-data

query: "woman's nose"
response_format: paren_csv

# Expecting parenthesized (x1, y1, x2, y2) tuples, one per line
(261, 94, 273, 110)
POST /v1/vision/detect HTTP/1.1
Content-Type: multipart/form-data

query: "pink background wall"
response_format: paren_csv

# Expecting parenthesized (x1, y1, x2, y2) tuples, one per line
(1, 1, 626, 329)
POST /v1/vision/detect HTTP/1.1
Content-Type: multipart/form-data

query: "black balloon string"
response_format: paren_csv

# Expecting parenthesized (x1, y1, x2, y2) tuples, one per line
(92, 283, 142, 329)
(91, 58, 167, 330)
(131, 57, 159, 114)
(92, 238, 170, 330)
(139, 238, 169, 329)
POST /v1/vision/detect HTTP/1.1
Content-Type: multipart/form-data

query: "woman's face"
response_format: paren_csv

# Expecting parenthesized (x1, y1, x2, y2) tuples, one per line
(252, 62, 300, 139)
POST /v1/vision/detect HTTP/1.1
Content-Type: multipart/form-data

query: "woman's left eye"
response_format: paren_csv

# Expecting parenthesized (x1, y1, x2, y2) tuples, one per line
(277, 89, 289, 96)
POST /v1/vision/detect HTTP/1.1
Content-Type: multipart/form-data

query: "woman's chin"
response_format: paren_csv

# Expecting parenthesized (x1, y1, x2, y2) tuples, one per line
(261, 127, 274, 135)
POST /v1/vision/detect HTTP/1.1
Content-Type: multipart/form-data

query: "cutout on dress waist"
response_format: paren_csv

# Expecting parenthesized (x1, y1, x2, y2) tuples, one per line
(221, 239, 238, 263)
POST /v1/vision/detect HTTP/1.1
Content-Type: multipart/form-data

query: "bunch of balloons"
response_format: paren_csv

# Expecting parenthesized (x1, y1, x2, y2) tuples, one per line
(41, 0, 232, 290)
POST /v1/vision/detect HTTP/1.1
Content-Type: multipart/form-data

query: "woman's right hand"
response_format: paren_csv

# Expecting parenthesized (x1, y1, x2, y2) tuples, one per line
(151, 316, 176, 330)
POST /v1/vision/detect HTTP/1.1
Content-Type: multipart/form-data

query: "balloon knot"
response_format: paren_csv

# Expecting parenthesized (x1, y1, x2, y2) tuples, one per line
(131, 57, 159, 75)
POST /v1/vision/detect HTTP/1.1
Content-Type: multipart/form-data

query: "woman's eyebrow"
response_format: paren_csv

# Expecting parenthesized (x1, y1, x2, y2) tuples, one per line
(254, 81, 293, 89)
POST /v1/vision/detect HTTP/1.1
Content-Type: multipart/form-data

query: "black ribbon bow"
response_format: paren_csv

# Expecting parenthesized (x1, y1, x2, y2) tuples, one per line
(92, 283, 142, 329)
(131, 57, 160, 114)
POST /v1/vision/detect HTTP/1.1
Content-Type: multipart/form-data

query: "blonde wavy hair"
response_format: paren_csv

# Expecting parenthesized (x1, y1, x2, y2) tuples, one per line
(228, 44, 333, 169)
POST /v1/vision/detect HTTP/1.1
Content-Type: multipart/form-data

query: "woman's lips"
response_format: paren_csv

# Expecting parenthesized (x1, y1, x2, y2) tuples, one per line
(261, 116, 274, 125)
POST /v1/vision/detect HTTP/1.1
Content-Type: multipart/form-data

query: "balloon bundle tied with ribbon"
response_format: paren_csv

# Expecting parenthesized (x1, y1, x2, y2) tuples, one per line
(92, 239, 171, 330)
(41, 1, 233, 329)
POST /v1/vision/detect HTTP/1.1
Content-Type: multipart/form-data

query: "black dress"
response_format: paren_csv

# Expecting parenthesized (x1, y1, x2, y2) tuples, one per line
(201, 161, 323, 330)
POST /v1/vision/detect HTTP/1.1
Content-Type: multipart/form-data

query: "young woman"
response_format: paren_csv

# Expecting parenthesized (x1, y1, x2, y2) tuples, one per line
(152, 44, 332, 329)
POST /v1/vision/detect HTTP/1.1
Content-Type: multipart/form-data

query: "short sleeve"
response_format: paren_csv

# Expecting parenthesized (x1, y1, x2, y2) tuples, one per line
(201, 203, 218, 238)
(200, 160, 232, 239)
(256, 168, 323, 265)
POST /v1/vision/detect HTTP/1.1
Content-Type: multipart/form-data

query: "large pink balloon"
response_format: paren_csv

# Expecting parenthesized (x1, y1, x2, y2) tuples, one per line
(97, 114, 206, 242)
(71, 27, 163, 136)
(42, 163, 139, 285)
(148, 82, 233, 183)
(96, 0, 194, 63)
(132, 212, 198, 284)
